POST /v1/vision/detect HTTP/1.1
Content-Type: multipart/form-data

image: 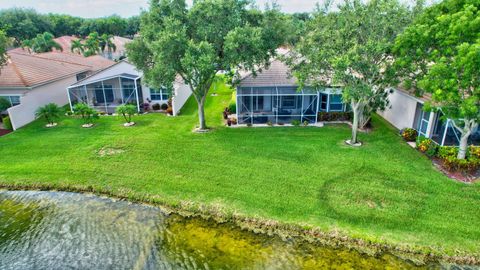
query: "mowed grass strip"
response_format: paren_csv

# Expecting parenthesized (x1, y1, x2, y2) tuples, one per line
(0, 79, 479, 256)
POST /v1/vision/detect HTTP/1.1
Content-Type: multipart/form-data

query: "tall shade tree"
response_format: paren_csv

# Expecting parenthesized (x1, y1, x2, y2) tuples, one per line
(0, 30, 7, 69)
(23, 32, 62, 53)
(127, 0, 286, 130)
(289, 0, 415, 145)
(393, 0, 480, 159)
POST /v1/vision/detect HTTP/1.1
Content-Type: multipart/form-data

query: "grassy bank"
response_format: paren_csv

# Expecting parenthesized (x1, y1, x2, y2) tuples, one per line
(0, 79, 479, 263)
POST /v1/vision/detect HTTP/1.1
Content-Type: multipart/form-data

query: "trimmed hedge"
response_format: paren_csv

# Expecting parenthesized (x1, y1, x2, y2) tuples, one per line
(317, 112, 352, 122)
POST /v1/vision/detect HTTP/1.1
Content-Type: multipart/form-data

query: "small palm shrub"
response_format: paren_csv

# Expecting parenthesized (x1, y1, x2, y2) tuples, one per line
(73, 103, 99, 127)
(116, 104, 137, 126)
(35, 103, 63, 127)
(400, 128, 418, 142)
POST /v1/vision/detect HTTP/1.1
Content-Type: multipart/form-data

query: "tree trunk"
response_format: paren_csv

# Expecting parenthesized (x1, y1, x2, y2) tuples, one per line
(351, 102, 360, 144)
(458, 132, 470, 160)
(197, 98, 207, 131)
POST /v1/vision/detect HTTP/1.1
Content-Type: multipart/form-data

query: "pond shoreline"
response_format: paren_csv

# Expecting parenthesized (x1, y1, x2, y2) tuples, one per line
(1, 183, 478, 266)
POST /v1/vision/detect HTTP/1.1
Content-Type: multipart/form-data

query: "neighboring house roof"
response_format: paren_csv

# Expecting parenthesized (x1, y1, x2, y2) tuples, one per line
(54, 35, 131, 57)
(0, 51, 115, 89)
(239, 59, 297, 88)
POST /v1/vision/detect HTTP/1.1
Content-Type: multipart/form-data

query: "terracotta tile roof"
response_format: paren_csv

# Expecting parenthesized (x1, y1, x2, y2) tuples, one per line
(0, 51, 115, 88)
(54, 35, 131, 57)
(239, 59, 298, 87)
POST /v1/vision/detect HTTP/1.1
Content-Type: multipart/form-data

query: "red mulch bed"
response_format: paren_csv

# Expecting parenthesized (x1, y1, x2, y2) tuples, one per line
(0, 129, 11, 137)
(431, 157, 480, 183)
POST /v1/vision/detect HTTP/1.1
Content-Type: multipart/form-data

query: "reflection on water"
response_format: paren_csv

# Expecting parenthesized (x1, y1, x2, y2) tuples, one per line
(0, 191, 434, 269)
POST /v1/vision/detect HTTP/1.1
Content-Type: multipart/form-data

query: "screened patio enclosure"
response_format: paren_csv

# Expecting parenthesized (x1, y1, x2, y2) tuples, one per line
(236, 86, 346, 125)
(67, 74, 142, 114)
(237, 87, 319, 125)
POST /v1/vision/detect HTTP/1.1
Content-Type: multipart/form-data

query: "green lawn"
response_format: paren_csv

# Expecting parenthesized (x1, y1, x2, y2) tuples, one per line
(0, 79, 479, 258)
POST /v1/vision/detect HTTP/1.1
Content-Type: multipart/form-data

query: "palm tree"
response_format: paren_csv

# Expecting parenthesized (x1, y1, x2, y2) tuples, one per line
(99, 34, 117, 60)
(116, 105, 137, 125)
(71, 39, 84, 55)
(83, 32, 101, 57)
(35, 103, 63, 127)
(21, 39, 33, 53)
(28, 32, 63, 53)
(73, 103, 99, 127)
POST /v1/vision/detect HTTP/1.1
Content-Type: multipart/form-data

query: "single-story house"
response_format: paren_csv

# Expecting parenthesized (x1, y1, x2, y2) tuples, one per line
(236, 59, 347, 125)
(0, 50, 114, 130)
(236, 57, 479, 147)
(379, 88, 480, 146)
(67, 60, 192, 115)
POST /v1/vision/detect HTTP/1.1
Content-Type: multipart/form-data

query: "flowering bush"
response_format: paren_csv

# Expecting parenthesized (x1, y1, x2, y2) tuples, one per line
(468, 146, 480, 159)
(416, 136, 438, 157)
(400, 128, 418, 142)
(436, 145, 480, 173)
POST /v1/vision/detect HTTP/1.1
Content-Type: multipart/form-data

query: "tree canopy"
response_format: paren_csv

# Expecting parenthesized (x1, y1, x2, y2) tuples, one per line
(127, 0, 286, 130)
(0, 30, 7, 69)
(0, 8, 140, 45)
(393, 0, 480, 159)
(289, 0, 416, 145)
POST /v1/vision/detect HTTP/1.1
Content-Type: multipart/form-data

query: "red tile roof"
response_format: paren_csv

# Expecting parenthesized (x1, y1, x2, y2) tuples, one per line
(0, 51, 115, 88)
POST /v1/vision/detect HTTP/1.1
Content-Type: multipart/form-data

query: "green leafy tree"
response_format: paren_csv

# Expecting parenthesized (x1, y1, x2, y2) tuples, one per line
(73, 103, 99, 125)
(35, 103, 63, 126)
(393, 0, 480, 159)
(0, 8, 53, 45)
(116, 104, 137, 124)
(23, 32, 62, 53)
(289, 0, 414, 145)
(0, 30, 7, 69)
(127, 0, 285, 130)
(71, 39, 84, 55)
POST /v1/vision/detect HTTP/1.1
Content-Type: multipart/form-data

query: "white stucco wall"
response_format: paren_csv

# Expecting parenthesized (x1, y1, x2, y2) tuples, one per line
(172, 83, 192, 116)
(378, 88, 421, 130)
(7, 76, 77, 130)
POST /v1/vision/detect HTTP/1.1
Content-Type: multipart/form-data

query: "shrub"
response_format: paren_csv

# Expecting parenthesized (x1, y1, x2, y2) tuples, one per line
(468, 146, 480, 159)
(317, 112, 352, 122)
(267, 121, 273, 126)
(228, 91, 237, 114)
(160, 103, 169, 110)
(437, 146, 458, 159)
(400, 128, 418, 142)
(166, 107, 173, 115)
(2, 116, 12, 130)
(152, 103, 161, 110)
(416, 136, 438, 157)
(291, 120, 301, 126)
(442, 155, 480, 173)
(303, 120, 309, 127)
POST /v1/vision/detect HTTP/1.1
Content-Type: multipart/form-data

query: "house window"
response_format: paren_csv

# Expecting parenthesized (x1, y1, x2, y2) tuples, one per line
(418, 110, 430, 137)
(329, 94, 344, 111)
(0, 95, 20, 108)
(150, 87, 170, 101)
(76, 72, 89, 81)
(281, 96, 296, 109)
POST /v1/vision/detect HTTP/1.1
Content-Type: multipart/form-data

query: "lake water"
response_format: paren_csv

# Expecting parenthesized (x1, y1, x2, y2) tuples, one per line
(0, 190, 443, 269)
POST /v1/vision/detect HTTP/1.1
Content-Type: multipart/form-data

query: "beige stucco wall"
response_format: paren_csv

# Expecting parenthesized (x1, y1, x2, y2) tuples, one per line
(7, 76, 77, 130)
(378, 89, 421, 130)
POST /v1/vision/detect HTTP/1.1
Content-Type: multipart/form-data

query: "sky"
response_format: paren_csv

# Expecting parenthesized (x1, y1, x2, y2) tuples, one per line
(0, 0, 321, 18)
